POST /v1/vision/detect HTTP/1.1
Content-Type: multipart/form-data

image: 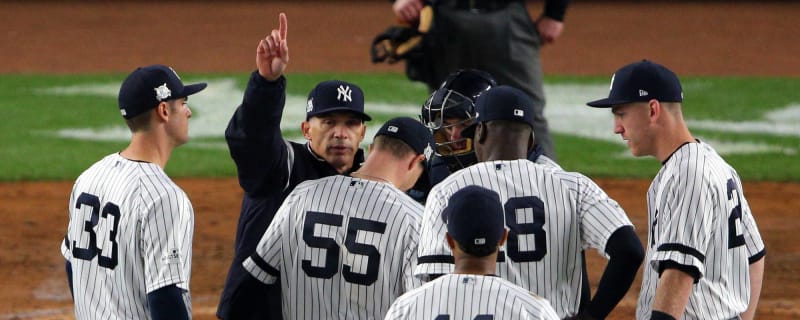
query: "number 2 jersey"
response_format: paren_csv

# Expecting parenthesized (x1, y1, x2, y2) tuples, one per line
(243, 175, 424, 320)
(61, 153, 194, 319)
(414, 159, 634, 318)
(637, 141, 765, 320)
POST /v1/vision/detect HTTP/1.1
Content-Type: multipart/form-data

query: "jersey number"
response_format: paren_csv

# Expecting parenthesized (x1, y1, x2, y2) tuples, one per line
(503, 196, 547, 262)
(727, 179, 746, 249)
(435, 315, 493, 320)
(301, 211, 387, 286)
(71, 192, 120, 269)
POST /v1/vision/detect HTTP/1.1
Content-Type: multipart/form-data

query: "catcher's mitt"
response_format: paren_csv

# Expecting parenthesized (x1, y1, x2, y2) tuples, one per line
(371, 5, 433, 64)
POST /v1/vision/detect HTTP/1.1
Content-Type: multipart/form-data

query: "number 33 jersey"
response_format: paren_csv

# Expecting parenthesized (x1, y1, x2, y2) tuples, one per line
(244, 175, 424, 320)
(415, 159, 633, 318)
(61, 153, 194, 319)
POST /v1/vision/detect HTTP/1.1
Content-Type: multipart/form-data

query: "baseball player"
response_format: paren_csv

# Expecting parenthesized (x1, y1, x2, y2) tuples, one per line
(586, 60, 766, 320)
(242, 117, 434, 319)
(218, 13, 374, 319)
(415, 85, 644, 319)
(385, 185, 559, 320)
(61, 65, 205, 319)
(409, 69, 561, 203)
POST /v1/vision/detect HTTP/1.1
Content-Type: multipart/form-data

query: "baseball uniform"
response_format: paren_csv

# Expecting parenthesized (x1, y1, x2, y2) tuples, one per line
(219, 75, 370, 319)
(385, 274, 559, 320)
(61, 153, 194, 319)
(415, 159, 634, 318)
(244, 175, 423, 319)
(636, 141, 766, 319)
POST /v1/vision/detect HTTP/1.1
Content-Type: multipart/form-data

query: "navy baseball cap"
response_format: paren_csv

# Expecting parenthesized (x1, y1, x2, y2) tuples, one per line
(461, 85, 536, 138)
(587, 59, 683, 108)
(444, 185, 506, 252)
(306, 80, 372, 121)
(118, 64, 207, 119)
(375, 117, 435, 164)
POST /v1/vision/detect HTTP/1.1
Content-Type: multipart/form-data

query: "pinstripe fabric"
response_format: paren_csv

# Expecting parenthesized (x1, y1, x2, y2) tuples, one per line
(243, 175, 424, 319)
(61, 153, 194, 319)
(385, 274, 559, 319)
(415, 159, 633, 318)
(636, 142, 765, 320)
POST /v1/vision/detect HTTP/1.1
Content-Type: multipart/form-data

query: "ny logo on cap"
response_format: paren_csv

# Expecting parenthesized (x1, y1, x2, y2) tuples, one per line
(387, 125, 399, 133)
(307, 98, 314, 112)
(154, 83, 171, 101)
(513, 109, 524, 117)
(337, 85, 352, 102)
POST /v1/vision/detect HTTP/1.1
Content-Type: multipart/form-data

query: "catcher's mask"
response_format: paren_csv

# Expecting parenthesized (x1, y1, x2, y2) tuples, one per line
(419, 69, 497, 170)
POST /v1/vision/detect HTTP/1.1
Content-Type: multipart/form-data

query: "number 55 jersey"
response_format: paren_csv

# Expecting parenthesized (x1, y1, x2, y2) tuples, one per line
(244, 175, 423, 320)
(415, 159, 634, 318)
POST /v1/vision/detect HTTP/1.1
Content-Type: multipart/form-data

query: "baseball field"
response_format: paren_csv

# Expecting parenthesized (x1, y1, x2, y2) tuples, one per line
(1, 1, 798, 319)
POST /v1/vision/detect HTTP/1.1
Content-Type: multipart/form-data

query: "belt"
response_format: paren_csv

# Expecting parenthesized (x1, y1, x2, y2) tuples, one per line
(450, 0, 518, 12)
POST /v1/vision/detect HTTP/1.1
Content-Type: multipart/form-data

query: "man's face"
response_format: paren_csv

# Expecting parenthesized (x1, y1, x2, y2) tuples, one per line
(434, 117, 474, 154)
(611, 102, 655, 157)
(302, 112, 366, 172)
(165, 97, 192, 147)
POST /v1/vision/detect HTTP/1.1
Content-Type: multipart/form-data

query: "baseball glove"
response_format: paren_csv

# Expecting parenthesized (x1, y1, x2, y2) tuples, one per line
(370, 5, 433, 64)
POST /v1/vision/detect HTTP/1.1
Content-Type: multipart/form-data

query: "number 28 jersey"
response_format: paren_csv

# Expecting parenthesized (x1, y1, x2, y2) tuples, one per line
(244, 175, 423, 320)
(414, 160, 633, 318)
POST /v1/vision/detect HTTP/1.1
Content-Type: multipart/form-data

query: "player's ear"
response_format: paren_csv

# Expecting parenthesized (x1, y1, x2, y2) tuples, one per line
(358, 122, 367, 142)
(476, 123, 487, 144)
(155, 102, 170, 122)
(648, 99, 661, 122)
(527, 130, 535, 153)
(445, 233, 456, 251)
(301, 120, 312, 140)
(407, 154, 425, 171)
(498, 229, 509, 247)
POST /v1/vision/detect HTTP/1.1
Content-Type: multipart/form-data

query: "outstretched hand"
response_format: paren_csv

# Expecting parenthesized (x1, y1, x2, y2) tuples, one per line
(257, 12, 289, 81)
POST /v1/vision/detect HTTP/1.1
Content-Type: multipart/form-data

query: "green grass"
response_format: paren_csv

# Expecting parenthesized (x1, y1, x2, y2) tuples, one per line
(0, 73, 798, 181)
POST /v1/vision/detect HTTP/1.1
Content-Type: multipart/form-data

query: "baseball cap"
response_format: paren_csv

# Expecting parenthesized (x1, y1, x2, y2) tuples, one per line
(461, 85, 536, 138)
(374, 117, 435, 164)
(586, 59, 683, 108)
(444, 185, 506, 253)
(118, 64, 207, 119)
(306, 80, 372, 121)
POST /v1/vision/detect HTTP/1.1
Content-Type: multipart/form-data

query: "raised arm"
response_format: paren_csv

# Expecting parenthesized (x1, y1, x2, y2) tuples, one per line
(225, 13, 294, 195)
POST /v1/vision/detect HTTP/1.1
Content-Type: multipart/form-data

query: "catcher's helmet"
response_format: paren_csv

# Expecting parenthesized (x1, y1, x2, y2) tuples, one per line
(419, 69, 497, 170)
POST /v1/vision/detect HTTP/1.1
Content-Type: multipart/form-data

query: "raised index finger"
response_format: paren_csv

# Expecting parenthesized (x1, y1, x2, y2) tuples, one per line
(279, 13, 287, 40)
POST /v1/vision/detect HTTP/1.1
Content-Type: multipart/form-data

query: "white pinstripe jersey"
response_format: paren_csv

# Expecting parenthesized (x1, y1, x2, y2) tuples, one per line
(636, 141, 765, 320)
(244, 175, 424, 320)
(415, 159, 634, 318)
(60, 153, 194, 320)
(385, 273, 560, 320)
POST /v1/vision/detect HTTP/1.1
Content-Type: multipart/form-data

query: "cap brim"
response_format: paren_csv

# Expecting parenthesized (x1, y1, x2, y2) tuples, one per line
(307, 107, 372, 121)
(179, 83, 207, 98)
(586, 97, 631, 108)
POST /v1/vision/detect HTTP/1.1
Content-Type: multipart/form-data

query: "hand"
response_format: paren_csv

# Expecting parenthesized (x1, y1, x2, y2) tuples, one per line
(392, 0, 424, 25)
(257, 12, 289, 81)
(536, 16, 564, 45)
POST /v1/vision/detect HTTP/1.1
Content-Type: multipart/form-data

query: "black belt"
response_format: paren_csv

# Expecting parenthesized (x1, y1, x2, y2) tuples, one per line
(449, 0, 518, 12)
